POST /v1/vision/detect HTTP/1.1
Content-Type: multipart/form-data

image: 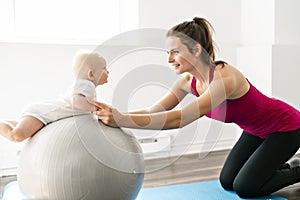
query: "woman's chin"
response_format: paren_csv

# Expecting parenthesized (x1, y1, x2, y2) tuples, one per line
(174, 69, 183, 74)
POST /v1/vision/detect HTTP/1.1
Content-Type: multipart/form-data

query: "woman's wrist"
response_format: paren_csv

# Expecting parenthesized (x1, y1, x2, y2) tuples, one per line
(114, 111, 133, 128)
(116, 113, 127, 127)
(117, 113, 148, 129)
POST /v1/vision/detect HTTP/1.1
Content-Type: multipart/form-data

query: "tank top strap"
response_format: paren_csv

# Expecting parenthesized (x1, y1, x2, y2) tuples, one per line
(191, 76, 199, 97)
(209, 66, 215, 83)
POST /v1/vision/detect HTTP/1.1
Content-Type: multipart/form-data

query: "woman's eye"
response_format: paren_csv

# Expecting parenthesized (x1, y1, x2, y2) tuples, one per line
(171, 50, 179, 55)
(167, 50, 180, 55)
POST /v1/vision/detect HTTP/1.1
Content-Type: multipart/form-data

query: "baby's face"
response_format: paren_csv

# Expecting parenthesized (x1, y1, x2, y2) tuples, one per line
(94, 59, 109, 86)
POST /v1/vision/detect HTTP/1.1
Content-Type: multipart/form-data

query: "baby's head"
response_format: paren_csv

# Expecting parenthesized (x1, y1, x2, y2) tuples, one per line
(72, 50, 109, 86)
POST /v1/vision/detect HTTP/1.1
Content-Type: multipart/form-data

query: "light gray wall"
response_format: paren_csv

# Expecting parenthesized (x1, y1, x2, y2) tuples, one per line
(272, 45, 300, 108)
(275, 0, 300, 45)
(272, 0, 300, 108)
(238, 0, 300, 109)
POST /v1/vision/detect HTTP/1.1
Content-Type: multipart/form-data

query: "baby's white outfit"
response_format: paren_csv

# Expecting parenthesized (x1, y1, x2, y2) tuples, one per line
(21, 79, 96, 125)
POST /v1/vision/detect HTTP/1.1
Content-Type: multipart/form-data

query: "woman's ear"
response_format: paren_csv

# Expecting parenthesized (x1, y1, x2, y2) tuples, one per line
(194, 44, 202, 57)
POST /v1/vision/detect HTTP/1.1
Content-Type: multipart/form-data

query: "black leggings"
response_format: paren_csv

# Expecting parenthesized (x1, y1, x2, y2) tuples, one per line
(219, 129, 300, 198)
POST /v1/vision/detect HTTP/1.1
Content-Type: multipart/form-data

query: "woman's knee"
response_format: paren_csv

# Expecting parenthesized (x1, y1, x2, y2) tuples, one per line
(233, 177, 259, 198)
(219, 170, 260, 198)
(219, 172, 234, 191)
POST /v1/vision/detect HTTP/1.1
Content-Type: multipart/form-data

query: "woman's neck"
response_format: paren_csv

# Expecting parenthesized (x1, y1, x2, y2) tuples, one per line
(190, 63, 211, 84)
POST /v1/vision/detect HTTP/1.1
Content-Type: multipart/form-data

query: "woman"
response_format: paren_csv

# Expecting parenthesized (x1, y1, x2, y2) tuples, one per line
(91, 17, 300, 198)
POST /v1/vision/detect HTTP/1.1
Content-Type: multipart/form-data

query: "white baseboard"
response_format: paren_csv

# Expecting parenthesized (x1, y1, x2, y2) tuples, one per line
(0, 167, 17, 177)
(5, 138, 298, 174)
(143, 138, 236, 160)
(0, 153, 18, 177)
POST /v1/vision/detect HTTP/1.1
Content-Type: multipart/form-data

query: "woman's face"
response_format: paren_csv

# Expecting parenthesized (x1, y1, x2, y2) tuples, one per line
(166, 36, 196, 74)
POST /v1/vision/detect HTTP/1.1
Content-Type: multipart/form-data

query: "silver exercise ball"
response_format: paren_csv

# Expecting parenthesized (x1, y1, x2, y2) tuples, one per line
(17, 115, 144, 200)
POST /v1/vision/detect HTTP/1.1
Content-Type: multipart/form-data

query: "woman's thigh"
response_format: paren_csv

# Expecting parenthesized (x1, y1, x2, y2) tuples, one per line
(219, 131, 263, 190)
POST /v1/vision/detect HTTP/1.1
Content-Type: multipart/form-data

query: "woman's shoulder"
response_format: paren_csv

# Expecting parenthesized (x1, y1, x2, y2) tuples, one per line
(172, 73, 193, 94)
(183, 73, 192, 81)
(214, 63, 245, 80)
(214, 63, 250, 99)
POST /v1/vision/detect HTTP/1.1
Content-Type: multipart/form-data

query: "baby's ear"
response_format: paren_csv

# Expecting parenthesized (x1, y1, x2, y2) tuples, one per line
(87, 69, 94, 80)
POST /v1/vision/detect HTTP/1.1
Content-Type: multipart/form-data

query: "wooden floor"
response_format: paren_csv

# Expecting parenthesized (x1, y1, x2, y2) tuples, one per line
(1, 150, 300, 199)
(143, 150, 227, 188)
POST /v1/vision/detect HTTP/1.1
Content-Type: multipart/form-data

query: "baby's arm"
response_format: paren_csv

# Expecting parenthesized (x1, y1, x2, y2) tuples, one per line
(73, 94, 96, 112)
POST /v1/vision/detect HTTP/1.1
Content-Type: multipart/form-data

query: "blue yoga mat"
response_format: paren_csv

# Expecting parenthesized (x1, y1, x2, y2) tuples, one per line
(136, 180, 287, 200)
(2, 180, 287, 200)
(2, 181, 27, 200)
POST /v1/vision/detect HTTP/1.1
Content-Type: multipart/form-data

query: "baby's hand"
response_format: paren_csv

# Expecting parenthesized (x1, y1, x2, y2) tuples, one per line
(88, 100, 120, 127)
(88, 100, 109, 110)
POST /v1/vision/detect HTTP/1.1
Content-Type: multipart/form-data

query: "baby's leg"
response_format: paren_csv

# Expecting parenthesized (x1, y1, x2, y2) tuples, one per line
(0, 121, 15, 140)
(0, 116, 44, 142)
(7, 120, 18, 126)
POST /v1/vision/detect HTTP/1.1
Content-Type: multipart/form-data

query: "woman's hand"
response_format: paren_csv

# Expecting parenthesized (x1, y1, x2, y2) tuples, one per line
(89, 101, 123, 128)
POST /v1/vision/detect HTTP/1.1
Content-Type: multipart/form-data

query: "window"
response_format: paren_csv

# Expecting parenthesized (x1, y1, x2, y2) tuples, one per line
(0, 0, 138, 44)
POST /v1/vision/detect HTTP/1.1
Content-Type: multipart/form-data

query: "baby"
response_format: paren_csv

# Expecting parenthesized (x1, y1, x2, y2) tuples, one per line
(0, 50, 109, 142)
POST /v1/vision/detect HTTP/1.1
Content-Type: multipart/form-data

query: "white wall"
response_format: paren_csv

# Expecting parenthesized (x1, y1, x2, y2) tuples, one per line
(237, 0, 274, 95)
(238, 0, 300, 109)
(273, 1, 300, 156)
(272, 0, 300, 109)
(274, 0, 300, 45)
(272, 45, 300, 108)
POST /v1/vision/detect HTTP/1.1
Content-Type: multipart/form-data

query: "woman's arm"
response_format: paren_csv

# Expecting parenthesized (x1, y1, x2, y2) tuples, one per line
(126, 75, 190, 114)
(93, 72, 235, 129)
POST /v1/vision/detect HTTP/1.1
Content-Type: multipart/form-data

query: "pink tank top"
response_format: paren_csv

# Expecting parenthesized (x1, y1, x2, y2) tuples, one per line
(191, 68, 300, 138)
